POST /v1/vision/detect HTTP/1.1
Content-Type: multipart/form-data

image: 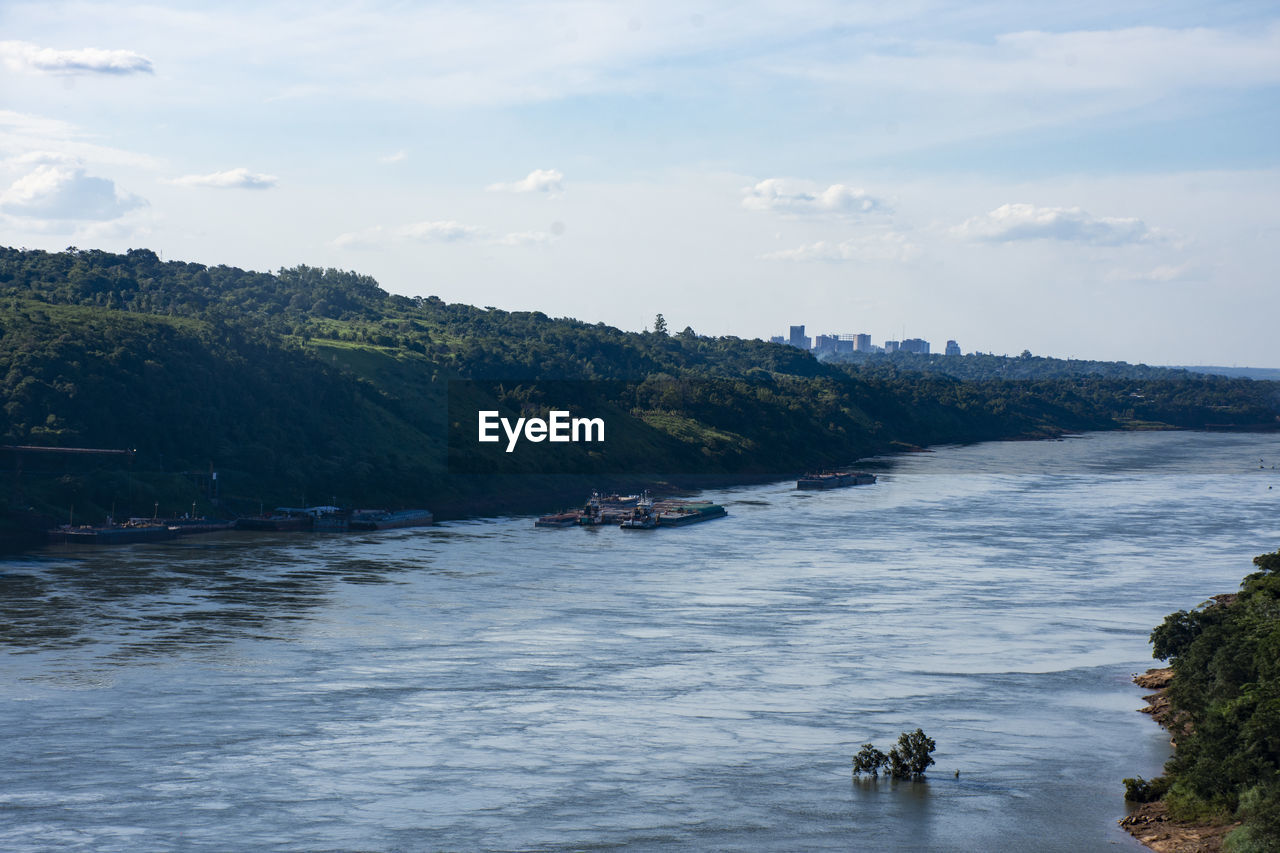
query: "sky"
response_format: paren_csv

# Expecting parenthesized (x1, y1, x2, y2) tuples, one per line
(1, 1, 1278, 366)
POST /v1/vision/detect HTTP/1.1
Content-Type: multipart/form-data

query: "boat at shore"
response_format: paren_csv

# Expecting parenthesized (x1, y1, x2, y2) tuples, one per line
(235, 510, 314, 531)
(654, 501, 728, 526)
(620, 495, 727, 529)
(536, 490, 728, 530)
(48, 522, 179, 545)
(348, 509, 434, 531)
(49, 516, 235, 545)
(796, 471, 877, 490)
(579, 492, 641, 526)
(619, 492, 656, 529)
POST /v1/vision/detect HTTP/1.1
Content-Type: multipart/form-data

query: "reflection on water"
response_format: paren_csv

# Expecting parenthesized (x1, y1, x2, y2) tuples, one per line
(2, 431, 1278, 851)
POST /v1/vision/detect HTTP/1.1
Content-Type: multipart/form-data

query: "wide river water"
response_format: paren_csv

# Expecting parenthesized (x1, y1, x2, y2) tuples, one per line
(3, 430, 1278, 852)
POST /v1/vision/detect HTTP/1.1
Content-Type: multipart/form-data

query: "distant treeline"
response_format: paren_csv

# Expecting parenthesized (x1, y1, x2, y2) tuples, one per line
(0, 246, 1277, 522)
(828, 349, 1203, 381)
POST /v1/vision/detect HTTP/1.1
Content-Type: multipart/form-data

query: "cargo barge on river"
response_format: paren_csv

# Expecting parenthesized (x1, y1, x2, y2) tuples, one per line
(48, 517, 234, 545)
(348, 508, 434, 531)
(797, 471, 877, 490)
(539, 492, 727, 530)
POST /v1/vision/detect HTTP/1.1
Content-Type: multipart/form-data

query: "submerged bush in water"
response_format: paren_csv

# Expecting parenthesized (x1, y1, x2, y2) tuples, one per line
(853, 729, 936, 780)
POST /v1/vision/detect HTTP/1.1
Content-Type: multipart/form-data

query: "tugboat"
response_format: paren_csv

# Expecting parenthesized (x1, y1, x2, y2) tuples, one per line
(578, 491, 641, 526)
(619, 492, 657, 529)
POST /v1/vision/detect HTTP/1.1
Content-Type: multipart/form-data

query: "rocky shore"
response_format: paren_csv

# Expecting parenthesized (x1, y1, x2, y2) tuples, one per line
(1120, 667, 1240, 853)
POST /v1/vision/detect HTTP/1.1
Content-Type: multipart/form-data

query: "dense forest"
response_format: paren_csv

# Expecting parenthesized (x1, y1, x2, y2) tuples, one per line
(1130, 552, 1280, 852)
(0, 246, 1277, 528)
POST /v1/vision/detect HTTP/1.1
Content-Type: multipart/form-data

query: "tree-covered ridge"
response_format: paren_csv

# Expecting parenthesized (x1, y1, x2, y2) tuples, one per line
(1138, 553, 1280, 852)
(0, 245, 1276, 522)
(0, 246, 821, 382)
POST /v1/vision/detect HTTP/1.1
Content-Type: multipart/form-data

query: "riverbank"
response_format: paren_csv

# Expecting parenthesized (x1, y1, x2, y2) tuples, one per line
(1120, 667, 1241, 852)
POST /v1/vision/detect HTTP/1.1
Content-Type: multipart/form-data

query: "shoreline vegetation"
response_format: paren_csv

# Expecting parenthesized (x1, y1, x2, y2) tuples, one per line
(1122, 667, 1241, 852)
(1121, 555, 1280, 853)
(1, 246, 1278, 549)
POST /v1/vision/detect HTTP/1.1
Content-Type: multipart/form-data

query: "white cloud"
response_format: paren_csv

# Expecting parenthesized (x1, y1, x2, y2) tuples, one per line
(380, 150, 408, 164)
(496, 230, 555, 246)
(334, 221, 480, 248)
(397, 220, 481, 242)
(487, 168, 564, 194)
(1105, 263, 1194, 283)
(170, 168, 278, 189)
(332, 226, 388, 249)
(761, 231, 916, 262)
(954, 203, 1157, 246)
(0, 110, 161, 171)
(77, 215, 154, 242)
(7, 150, 78, 167)
(0, 164, 144, 221)
(742, 179, 885, 215)
(334, 221, 555, 249)
(0, 40, 153, 75)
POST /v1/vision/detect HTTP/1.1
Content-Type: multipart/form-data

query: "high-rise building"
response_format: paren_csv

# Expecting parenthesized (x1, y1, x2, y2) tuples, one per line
(945, 340, 961, 356)
(813, 334, 839, 352)
(884, 340, 900, 353)
(788, 325, 811, 350)
(854, 333, 872, 353)
(900, 338, 930, 354)
(770, 335, 786, 345)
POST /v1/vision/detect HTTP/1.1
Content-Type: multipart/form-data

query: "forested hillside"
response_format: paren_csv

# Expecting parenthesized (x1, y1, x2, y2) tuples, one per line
(1, 246, 1276, 524)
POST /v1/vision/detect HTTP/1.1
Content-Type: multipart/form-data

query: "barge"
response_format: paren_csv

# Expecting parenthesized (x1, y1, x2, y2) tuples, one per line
(235, 511, 314, 532)
(348, 509, 434, 531)
(537, 491, 728, 530)
(797, 471, 877, 490)
(578, 492, 641, 526)
(48, 523, 179, 545)
(655, 501, 728, 526)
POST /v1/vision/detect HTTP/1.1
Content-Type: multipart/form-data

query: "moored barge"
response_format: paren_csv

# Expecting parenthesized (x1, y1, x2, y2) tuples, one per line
(654, 501, 728, 526)
(348, 509, 434, 531)
(797, 471, 877, 490)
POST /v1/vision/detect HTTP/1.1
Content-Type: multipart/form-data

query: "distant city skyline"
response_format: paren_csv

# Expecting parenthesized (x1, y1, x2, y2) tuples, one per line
(770, 324, 941, 356)
(2, 2, 1279, 367)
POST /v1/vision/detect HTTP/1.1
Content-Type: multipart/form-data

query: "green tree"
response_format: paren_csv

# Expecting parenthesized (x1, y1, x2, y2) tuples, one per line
(853, 729, 936, 780)
(653, 313, 668, 335)
(887, 729, 936, 779)
(852, 743, 888, 776)
(1150, 609, 1209, 662)
(1127, 551, 1280, 852)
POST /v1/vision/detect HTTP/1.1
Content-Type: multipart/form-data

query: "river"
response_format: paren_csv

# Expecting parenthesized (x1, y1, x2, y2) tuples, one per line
(2, 430, 1277, 851)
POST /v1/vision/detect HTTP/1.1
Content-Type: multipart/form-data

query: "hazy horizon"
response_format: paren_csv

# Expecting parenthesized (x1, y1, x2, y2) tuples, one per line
(2, 1, 1278, 366)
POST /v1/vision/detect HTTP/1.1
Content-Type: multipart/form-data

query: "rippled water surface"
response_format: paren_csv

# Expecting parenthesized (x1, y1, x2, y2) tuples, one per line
(3, 431, 1279, 851)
